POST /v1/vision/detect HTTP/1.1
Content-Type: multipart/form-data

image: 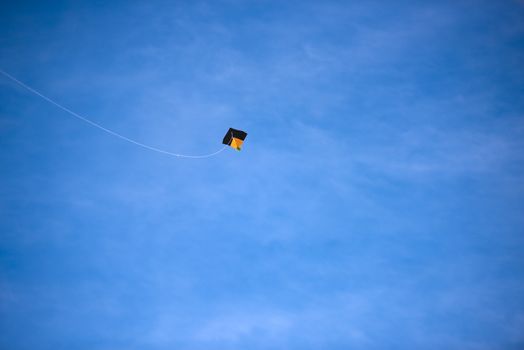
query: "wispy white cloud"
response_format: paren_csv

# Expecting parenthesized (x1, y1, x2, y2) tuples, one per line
(195, 309, 292, 342)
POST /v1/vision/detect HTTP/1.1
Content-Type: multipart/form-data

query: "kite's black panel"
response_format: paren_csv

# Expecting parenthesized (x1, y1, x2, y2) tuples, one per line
(223, 128, 247, 145)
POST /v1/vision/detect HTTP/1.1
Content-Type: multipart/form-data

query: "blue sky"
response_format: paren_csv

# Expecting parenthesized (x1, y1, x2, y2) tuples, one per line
(1, 1, 524, 349)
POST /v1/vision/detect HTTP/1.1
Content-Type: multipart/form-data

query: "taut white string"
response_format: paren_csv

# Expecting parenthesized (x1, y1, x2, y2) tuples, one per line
(0, 69, 227, 159)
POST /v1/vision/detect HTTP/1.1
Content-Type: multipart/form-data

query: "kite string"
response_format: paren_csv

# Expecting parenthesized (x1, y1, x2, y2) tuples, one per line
(0, 69, 227, 159)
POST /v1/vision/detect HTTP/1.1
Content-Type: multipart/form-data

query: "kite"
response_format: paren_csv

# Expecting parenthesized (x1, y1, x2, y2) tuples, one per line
(0, 69, 246, 159)
(222, 128, 248, 151)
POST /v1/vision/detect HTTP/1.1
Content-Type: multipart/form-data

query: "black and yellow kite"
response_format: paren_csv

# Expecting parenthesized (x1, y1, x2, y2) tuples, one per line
(223, 128, 248, 151)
